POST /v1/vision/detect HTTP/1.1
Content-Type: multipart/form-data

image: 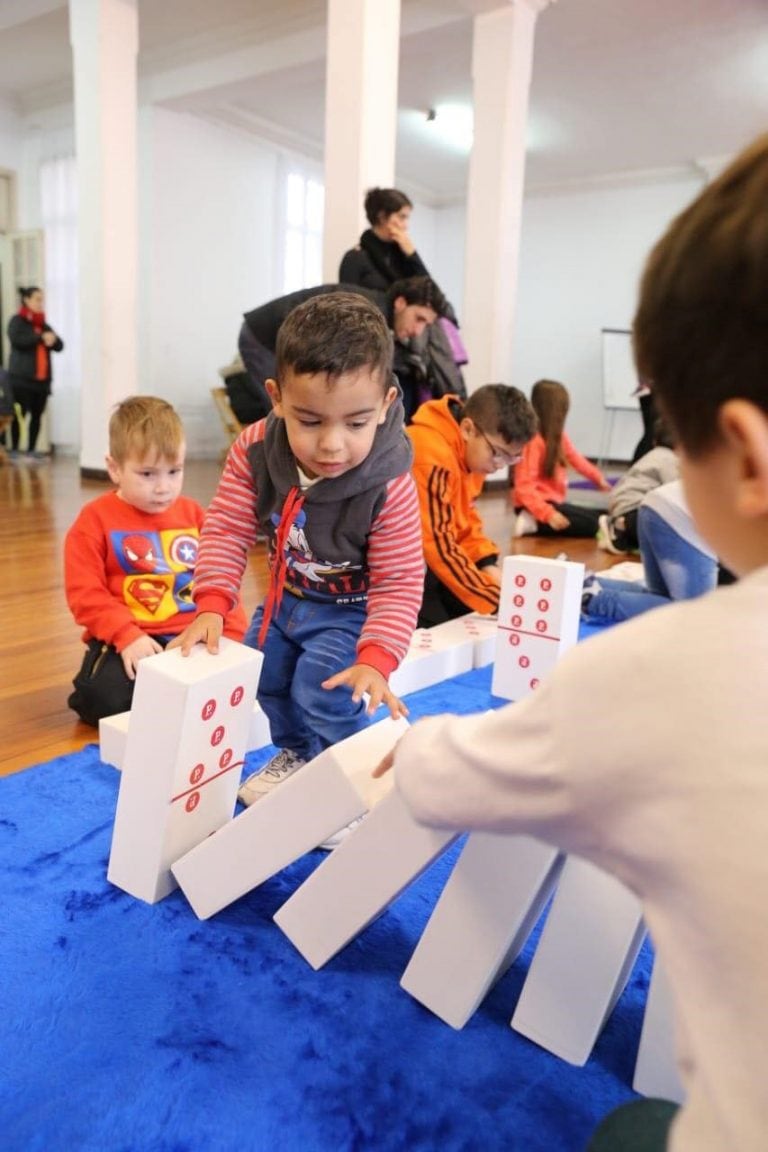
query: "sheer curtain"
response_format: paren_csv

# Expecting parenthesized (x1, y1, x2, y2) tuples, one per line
(40, 155, 81, 452)
(279, 155, 324, 294)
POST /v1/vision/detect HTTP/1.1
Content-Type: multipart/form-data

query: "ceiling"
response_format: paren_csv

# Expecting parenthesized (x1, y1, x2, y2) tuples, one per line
(1, 0, 766, 203)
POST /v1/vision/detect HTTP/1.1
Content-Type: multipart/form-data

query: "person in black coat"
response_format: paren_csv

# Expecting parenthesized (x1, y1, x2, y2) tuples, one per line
(7, 286, 64, 459)
(338, 187, 430, 291)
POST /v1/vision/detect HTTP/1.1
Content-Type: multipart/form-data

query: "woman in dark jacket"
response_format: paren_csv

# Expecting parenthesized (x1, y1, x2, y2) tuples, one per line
(338, 188, 466, 420)
(7, 285, 64, 459)
(338, 187, 430, 290)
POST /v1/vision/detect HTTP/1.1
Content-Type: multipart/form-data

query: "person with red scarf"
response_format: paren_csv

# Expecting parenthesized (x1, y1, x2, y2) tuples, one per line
(6, 285, 64, 460)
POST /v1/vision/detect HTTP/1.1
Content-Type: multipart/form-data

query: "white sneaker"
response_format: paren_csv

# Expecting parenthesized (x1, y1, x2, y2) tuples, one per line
(513, 509, 537, 537)
(237, 749, 306, 807)
(597, 513, 626, 556)
(317, 815, 366, 851)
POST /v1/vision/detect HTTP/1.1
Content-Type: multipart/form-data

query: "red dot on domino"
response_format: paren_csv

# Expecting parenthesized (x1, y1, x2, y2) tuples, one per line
(536, 619, 548, 633)
(513, 594, 524, 607)
(219, 748, 233, 769)
(201, 698, 217, 721)
(530, 678, 540, 689)
(210, 725, 225, 746)
(540, 578, 552, 591)
(185, 792, 201, 813)
(519, 655, 530, 668)
(511, 614, 522, 627)
(537, 598, 550, 611)
(189, 763, 204, 785)
(509, 634, 521, 646)
(230, 686, 245, 707)
(515, 574, 526, 587)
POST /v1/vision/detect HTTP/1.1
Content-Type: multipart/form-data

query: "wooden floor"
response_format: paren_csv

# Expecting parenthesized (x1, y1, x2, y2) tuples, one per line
(0, 454, 626, 778)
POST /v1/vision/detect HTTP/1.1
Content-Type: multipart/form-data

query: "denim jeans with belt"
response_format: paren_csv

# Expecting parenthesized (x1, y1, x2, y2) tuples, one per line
(585, 505, 717, 624)
(244, 593, 370, 761)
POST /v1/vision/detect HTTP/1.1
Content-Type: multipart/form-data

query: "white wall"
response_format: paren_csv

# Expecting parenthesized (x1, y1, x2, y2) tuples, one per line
(140, 108, 282, 457)
(430, 174, 704, 460)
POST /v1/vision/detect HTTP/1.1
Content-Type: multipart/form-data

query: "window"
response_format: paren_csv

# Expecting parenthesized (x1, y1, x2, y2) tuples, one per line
(282, 169, 324, 293)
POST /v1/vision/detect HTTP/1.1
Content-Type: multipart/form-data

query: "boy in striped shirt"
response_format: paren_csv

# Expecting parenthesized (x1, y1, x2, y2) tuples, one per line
(172, 293, 423, 806)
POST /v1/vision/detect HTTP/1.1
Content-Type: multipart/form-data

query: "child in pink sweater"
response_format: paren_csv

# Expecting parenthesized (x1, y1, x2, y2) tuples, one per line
(512, 379, 611, 537)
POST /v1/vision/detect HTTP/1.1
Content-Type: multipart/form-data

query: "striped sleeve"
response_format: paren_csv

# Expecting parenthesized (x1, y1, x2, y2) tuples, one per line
(356, 471, 424, 677)
(420, 464, 500, 615)
(193, 421, 265, 617)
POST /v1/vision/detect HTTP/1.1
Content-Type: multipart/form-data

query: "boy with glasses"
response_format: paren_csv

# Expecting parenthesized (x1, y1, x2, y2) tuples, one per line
(408, 384, 537, 626)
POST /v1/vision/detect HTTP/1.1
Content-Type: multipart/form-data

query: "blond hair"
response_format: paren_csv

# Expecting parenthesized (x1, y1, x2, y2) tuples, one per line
(108, 396, 184, 464)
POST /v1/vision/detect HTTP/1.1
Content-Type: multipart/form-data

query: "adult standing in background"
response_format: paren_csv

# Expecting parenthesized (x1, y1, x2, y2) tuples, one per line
(338, 187, 431, 291)
(339, 187, 467, 419)
(7, 286, 64, 461)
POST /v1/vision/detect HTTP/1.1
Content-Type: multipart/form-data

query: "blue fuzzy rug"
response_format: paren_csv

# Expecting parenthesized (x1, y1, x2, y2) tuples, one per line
(0, 630, 649, 1152)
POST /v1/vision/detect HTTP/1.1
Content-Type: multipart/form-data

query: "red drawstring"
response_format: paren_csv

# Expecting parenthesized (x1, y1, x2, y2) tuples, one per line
(257, 487, 305, 649)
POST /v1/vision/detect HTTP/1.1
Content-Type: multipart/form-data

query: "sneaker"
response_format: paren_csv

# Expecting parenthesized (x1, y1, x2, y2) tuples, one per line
(597, 514, 628, 556)
(318, 815, 366, 851)
(513, 509, 537, 538)
(237, 749, 306, 807)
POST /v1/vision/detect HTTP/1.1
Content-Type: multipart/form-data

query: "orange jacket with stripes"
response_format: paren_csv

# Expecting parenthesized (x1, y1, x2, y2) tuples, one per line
(407, 396, 500, 617)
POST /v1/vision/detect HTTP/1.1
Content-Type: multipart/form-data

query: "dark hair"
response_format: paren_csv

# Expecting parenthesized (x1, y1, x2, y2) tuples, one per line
(386, 275, 447, 318)
(652, 415, 676, 450)
(530, 379, 570, 477)
(364, 187, 412, 226)
(634, 132, 768, 458)
(464, 384, 538, 446)
(275, 291, 393, 386)
(19, 286, 41, 302)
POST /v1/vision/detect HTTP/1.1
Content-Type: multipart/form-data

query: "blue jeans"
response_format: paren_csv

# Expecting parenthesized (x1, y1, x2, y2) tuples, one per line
(244, 594, 369, 761)
(585, 506, 717, 623)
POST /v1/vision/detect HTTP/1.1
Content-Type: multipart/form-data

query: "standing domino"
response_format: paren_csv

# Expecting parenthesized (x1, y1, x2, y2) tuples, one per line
(107, 639, 262, 904)
(492, 555, 583, 701)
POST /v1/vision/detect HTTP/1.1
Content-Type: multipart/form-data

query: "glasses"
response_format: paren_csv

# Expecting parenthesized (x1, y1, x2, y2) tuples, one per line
(474, 424, 522, 467)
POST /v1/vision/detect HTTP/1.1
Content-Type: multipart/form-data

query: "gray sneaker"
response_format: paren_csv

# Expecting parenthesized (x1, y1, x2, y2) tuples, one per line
(318, 815, 366, 851)
(237, 749, 306, 807)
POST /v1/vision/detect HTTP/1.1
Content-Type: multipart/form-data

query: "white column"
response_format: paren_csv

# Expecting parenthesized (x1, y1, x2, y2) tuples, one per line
(463, 0, 554, 391)
(322, 0, 401, 282)
(70, 0, 139, 472)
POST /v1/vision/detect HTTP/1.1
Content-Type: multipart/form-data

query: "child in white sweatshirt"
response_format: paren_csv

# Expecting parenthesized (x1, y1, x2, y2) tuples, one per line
(376, 132, 768, 1152)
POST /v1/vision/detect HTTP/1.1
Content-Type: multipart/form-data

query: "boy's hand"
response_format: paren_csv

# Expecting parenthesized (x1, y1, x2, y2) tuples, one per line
(121, 634, 164, 680)
(321, 663, 409, 720)
(549, 510, 570, 531)
(167, 612, 224, 656)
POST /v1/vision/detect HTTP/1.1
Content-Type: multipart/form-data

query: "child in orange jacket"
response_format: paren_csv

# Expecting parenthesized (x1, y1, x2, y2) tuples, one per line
(512, 379, 611, 537)
(408, 384, 537, 626)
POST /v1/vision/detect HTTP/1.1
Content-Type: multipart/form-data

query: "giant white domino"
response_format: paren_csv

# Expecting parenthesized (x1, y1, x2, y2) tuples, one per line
(172, 716, 408, 920)
(510, 856, 645, 1064)
(492, 555, 583, 701)
(389, 614, 498, 697)
(400, 832, 564, 1029)
(274, 787, 459, 970)
(633, 955, 686, 1103)
(107, 639, 262, 904)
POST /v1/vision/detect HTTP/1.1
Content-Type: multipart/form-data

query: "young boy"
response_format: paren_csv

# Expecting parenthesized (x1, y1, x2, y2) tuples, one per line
(173, 292, 424, 807)
(407, 384, 537, 626)
(376, 134, 768, 1151)
(64, 396, 247, 726)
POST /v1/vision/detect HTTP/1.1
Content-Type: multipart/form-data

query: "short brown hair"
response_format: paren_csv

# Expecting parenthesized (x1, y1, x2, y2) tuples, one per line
(464, 384, 537, 446)
(109, 396, 184, 463)
(275, 291, 393, 387)
(634, 132, 768, 457)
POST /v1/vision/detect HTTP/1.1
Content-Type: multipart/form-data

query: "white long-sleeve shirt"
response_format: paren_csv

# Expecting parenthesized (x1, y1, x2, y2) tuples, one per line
(394, 567, 768, 1152)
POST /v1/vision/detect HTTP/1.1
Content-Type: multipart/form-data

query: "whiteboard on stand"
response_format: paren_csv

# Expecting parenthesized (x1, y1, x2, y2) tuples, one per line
(602, 328, 639, 410)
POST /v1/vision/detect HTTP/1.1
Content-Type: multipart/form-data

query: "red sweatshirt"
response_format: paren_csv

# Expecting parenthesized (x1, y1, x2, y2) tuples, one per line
(513, 432, 606, 524)
(64, 492, 247, 652)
